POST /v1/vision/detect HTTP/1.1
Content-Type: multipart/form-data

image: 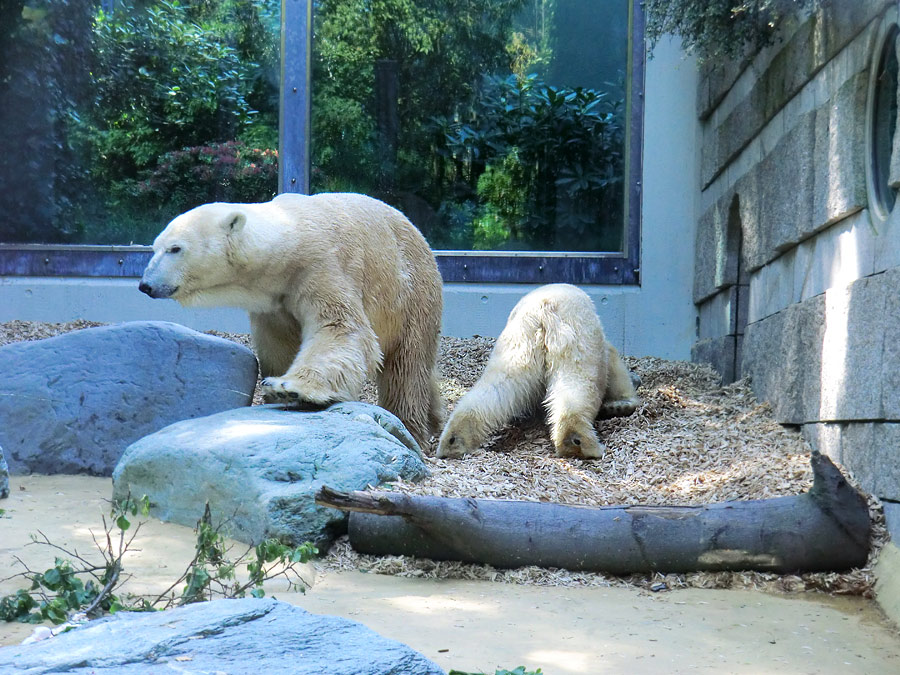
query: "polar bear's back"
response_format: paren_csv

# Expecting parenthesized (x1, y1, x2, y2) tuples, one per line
(507, 284, 602, 333)
(268, 192, 442, 347)
(498, 283, 605, 369)
(270, 193, 431, 264)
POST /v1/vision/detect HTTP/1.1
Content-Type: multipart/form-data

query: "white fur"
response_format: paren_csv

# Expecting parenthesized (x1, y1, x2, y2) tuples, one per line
(141, 193, 445, 445)
(437, 284, 639, 459)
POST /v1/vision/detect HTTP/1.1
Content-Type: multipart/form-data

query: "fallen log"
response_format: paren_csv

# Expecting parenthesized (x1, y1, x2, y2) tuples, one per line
(316, 453, 871, 574)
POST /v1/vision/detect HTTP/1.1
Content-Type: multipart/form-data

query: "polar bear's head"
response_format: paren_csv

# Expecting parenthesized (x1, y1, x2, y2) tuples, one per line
(436, 405, 491, 459)
(139, 203, 247, 306)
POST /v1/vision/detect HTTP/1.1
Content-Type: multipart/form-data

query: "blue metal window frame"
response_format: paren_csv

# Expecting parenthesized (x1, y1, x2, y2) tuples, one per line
(0, 0, 644, 285)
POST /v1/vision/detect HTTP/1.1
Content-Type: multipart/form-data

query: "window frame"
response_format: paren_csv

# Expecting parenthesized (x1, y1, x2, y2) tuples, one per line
(0, 0, 644, 285)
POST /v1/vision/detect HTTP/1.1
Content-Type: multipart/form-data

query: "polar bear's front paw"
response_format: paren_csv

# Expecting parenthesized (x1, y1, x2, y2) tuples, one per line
(260, 376, 337, 408)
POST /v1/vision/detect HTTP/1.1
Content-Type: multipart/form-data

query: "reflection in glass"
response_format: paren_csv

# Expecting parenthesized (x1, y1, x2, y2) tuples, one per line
(311, 0, 631, 253)
(0, 1, 281, 245)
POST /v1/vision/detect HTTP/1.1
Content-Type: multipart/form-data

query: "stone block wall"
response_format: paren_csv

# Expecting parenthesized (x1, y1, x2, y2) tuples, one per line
(692, 0, 900, 531)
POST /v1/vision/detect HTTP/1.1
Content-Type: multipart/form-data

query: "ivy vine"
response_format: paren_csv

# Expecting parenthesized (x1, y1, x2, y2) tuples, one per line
(643, 0, 829, 61)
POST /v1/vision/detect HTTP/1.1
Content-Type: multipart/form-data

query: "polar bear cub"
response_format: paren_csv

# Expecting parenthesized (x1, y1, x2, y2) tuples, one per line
(139, 192, 444, 446)
(437, 283, 639, 459)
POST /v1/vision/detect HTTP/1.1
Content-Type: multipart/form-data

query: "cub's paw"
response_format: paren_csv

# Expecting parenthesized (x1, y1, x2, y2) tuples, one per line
(260, 376, 336, 408)
(597, 397, 640, 420)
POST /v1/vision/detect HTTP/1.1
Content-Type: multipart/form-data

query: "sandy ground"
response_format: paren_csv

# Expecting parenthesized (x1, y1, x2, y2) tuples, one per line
(1, 475, 898, 674)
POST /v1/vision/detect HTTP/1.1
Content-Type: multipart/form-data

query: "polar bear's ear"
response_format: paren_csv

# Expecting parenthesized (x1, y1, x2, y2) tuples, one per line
(223, 212, 246, 234)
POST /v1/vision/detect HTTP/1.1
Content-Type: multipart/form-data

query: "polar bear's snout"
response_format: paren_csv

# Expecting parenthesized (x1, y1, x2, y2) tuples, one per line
(140, 250, 181, 299)
(138, 279, 178, 299)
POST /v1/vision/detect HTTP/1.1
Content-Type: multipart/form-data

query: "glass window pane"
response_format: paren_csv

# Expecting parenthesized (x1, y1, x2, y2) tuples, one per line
(311, 0, 632, 253)
(0, 0, 281, 245)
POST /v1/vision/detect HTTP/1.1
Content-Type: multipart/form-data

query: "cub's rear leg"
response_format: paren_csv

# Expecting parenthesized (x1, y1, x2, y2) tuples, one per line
(597, 344, 641, 419)
(545, 363, 606, 459)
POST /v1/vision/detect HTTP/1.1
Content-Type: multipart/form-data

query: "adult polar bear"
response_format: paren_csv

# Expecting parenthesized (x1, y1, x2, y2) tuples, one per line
(139, 192, 444, 446)
(437, 283, 639, 460)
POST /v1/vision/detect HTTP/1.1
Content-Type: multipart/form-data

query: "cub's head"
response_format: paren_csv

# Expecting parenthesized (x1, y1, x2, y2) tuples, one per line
(139, 204, 247, 305)
(435, 407, 488, 459)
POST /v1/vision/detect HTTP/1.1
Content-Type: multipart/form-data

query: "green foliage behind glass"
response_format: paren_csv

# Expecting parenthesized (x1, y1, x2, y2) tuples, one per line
(0, 0, 95, 243)
(429, 73, 625, 251)
(310, 0, 529, 196)
(0, 0, 280, 244)
(86, 1, 259, 184)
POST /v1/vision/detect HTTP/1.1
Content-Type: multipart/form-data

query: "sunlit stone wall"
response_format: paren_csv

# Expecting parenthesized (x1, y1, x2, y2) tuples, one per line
(691, 0, 900, 525)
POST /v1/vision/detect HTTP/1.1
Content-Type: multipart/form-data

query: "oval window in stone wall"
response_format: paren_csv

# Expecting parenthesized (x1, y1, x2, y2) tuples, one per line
(867, 10, 900, 222)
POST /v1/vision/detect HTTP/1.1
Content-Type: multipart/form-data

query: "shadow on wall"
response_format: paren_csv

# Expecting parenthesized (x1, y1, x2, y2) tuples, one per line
(691, 194, 748, 384)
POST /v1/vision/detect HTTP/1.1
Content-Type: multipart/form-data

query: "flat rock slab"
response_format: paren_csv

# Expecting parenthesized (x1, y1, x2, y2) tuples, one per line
(0, 597, 446, 674)
(0, 321, 258, 476)
(113, 402, 428, 547)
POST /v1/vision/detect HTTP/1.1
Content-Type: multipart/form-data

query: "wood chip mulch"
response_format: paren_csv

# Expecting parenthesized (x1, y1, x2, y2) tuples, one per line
(2, 322, 887, 597)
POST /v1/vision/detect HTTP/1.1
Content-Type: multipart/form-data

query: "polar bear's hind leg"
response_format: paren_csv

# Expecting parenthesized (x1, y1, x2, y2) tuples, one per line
(597, 344, 641, 419)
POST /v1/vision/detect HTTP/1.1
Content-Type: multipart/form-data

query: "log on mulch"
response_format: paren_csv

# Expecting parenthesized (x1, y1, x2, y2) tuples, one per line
(316, 453, 871, 574)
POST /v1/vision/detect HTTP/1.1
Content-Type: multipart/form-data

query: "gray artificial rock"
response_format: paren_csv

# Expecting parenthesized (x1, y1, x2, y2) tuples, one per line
(802, 422, 900, 504)
(693, 199, 724, 304)
(696, 286, 739, 340)
(733, 168, 763, 275)
(0, 597, 446, 675)
(0, 321, 258, 476)
(802, 422, 844, 464)
(743, 306, 802, 425)
(693, 188, 745, 305)
(837, 422, 878, 497)
(882, 500, 900, 543)
(113, 402, 428, 547)
(797, 295, 827, 424)
(0, 444, 8, 499)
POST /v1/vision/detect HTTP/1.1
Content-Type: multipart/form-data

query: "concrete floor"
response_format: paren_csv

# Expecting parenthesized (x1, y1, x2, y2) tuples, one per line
(1, 476, 898, 674)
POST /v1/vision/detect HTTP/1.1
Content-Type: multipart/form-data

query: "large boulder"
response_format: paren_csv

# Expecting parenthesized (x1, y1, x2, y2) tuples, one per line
(0, 322, 258, 476)
(113, 402, 428, 547)
(0, 598, 446, 674)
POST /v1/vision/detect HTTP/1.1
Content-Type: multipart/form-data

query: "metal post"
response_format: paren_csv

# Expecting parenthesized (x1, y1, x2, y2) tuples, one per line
(280, 0, 312, 195)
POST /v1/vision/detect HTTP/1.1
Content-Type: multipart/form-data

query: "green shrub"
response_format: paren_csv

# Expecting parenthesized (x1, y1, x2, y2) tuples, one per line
(84, 0, 259, 186)
(432, 73, 625, 251)
(130, 141, 278, 213)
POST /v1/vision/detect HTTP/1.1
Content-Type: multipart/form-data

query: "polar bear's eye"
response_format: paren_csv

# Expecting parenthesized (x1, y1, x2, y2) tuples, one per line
(167, 246, 182, 254)
(448, 436, 457, 446)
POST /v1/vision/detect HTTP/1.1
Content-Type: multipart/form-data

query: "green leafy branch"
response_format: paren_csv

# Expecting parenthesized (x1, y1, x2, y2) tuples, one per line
(1, 496, 317, 625)
(643, 0, 827, 62)
(149, 503, 317, 608)
(0, 494, 148, 624)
